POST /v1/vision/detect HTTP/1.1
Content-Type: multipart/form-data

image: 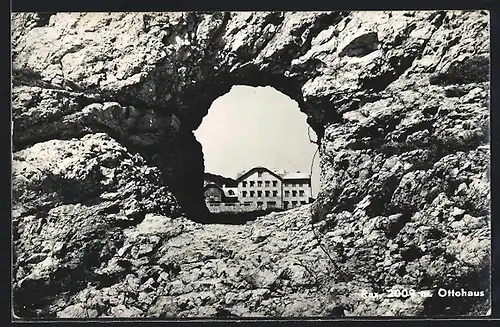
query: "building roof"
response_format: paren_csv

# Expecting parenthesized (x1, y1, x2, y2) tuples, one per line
(283, 173, 311, 180)
(205, 183, 238, 198)
(222, 187, 238, 198)
(204, 182, 223, 191)
(236, 166, 283, 181)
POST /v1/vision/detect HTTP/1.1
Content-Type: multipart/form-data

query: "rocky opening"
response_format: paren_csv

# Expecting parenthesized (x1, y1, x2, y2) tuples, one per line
(153, 77, 322, 223)
(193, 85, 321, 223)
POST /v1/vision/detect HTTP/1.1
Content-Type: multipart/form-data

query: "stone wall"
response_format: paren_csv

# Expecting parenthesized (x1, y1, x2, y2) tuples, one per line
(11, 11, 490, 318)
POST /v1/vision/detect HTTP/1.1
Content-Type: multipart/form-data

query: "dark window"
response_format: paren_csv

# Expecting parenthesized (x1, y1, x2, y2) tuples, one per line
(299, 190, 304, 197)
(273, 191, 278, 197)
(258, 172, 262, 177)
(265, 191, 270, 197)
(273, 181, 278, 187)
(268, 201, 276, 208)
(242, 191, 247, 197)
(257, 181, 262, 187)
(285, 191, 290, 197)
(244, 202, 251, 206)
(250, 191, 255, 197)
(292, 201, 297, 207)
(300, 201, 307, 205)
(257, 201, 263, 207)
(242, 181, 247, 187)
(257, 191, 262, 197)
(250, 181, 255, 187)
(265, 181, 270, 187)
(292, 190, 297, 197)
(228, 190, 235, 195)
(283, 201, 289, 209)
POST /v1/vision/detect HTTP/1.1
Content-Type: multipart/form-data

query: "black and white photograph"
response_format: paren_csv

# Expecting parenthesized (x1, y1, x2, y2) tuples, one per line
(11, 10, 491, 319)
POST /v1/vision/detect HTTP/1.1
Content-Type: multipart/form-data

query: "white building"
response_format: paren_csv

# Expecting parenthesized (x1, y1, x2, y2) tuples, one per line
(235, 166, 313, 210)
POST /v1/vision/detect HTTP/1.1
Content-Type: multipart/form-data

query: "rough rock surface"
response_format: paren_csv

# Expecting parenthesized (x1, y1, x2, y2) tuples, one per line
(11, 11, 490, 318)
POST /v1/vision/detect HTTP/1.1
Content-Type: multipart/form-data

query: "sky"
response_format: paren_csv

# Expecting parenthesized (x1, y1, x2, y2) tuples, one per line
(194, 85, 321, 197)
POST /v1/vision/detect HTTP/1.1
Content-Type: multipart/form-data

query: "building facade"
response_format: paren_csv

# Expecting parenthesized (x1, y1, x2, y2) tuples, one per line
(204, 167, 314, 212)
(281, 173, 312, 209)
(236, 167, 284, 210)
(234, 166, 313, 210)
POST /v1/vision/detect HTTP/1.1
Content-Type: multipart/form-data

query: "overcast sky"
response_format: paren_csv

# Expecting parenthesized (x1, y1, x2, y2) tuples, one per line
(194, 85, 320, 197)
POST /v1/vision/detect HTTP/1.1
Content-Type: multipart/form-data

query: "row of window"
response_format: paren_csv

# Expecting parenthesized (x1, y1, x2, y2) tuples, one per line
(255, 201, 277, 208)
(286, 200, 308, 206)
(241, 180, 308, 188)
(208, 200, 308, 208)
(253, 201, 306, 208)
(283, 183, 309, 187)
(242, 180, 278, 188)
(285, 190, 305, 197)
(241, 190, 306, 198)
(242, 190, 278, 198)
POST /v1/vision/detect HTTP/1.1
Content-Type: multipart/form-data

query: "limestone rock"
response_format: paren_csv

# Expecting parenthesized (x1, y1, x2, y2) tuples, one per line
(11, 10, 490, 318)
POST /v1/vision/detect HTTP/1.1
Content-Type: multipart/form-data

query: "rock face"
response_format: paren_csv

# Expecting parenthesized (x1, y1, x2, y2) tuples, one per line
(11, 11, 490, 318)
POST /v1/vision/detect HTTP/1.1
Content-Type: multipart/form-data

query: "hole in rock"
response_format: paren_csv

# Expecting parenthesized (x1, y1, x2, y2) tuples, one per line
(193, 85, 321, 224)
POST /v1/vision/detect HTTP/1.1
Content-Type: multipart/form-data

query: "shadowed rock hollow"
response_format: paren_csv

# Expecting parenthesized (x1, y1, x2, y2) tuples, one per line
(11, 11, 490, 318)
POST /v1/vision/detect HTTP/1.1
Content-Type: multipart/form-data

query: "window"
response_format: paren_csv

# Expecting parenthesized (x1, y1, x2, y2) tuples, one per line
(299, 190, 304, 197)
(273, 181, 277, 187)
(228, 190, 235, 195)
(265, 181, 270, 187)
(283, 201, 289, 209)
(250, 181, 255, 187)
(292, 201, 297, 207)
(242, 181, 247, 187)
(265, 191, 270, 197)
(244, 202, 251, 206)
(292, 190, 297, 197)
(242, 191, 247, 197)
(268, 201, 276, 208)
(250, 191, 255, 197)
(257, 181, 262, 187)
(258, 172, 262, 177)
(285, 191, 290, 197)
(257, 191, 262, 197)
(300, 201, 307, 205)
(273, 191, 278, 197)
(257, 201, 263, 207)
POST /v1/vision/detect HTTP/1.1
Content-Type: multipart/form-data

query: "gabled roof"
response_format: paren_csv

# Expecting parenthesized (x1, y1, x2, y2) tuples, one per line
(204, 182, 223, 192)
(236, 166, 284, 181)
(205, 183, 239, 198)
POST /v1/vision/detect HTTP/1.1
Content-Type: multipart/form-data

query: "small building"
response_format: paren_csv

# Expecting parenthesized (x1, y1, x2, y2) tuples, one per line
(204, 183, 239, 210)
(204, 183, 224, 203)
